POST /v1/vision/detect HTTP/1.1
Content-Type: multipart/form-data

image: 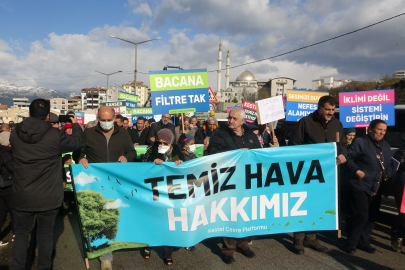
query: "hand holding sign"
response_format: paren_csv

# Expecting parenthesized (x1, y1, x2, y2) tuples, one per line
(255, 96, 285, 124)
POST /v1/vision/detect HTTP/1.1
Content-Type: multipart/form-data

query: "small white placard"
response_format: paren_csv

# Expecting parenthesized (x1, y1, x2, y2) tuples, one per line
(255, 96, 285, 124)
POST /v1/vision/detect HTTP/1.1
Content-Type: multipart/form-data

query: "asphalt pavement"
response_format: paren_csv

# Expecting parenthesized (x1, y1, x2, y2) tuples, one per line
(0, 208, 404, 270)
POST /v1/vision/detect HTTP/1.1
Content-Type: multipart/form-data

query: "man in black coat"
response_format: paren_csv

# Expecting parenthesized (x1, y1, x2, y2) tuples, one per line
(147, 114, 175, 145)
(10, 99, 82, 269)
(290, 95, 347, 255)
(78, 106, 135, 270)
(128, 116, 149, 145)
(207, 107, 260, 264)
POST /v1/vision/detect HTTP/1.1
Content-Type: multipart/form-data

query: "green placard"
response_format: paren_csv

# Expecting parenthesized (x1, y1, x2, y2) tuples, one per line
(131, 108, 153, 115)
(118, 91, 139, 103)
(150, 72, 208, 91)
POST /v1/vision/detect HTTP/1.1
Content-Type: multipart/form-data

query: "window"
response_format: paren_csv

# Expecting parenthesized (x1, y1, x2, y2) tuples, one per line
(53, 106, 57, 109)
(62, 106, 66, 110)
(62, 100, 66, 104)
(53, 100, 57, 104)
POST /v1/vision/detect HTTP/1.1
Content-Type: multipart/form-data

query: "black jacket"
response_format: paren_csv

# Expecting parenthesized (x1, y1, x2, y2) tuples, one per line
(0, 145, 14, 195)
(142, 143, 184, 162)
(195, 126, 219, 144)
(393, 142, 405, 184)
(290, 111, 347, 156)
(147, 120, 175, 145)
(79, 122, 136, 163)
(128, 127, 149, 145)
(346, 134, 393, 195)
(10, 117, 82, 211)
(207, 124, 261, 155)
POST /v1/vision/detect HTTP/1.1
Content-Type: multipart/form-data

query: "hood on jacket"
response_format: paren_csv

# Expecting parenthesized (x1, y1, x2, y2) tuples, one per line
(15, 117, 52, 144)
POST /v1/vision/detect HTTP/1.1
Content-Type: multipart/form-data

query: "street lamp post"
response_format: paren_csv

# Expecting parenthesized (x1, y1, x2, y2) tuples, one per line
(109, 35, 161, 95)
(95, 70, 122, 101)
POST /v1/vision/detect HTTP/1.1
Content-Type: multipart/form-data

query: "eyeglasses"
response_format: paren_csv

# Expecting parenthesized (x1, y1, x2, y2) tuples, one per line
(158, 141, 170, 146)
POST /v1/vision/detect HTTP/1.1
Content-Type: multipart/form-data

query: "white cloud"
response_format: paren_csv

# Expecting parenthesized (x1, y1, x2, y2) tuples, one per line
(133, 3, 152, 16)
(75, 172, 96, 186)
(105, 199, 129, 209)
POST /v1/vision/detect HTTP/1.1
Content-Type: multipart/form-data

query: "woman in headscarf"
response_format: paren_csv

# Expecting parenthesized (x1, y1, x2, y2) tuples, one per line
(142, 128, 184, 265)
(345, 128, 356, 145)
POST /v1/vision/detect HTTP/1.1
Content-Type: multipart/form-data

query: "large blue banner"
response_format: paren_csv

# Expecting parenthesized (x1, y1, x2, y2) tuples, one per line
(72, 143, 338, 258)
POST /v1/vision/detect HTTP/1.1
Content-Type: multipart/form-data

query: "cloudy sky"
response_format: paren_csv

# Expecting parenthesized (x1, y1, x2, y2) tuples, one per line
(1, 0, 405, 92)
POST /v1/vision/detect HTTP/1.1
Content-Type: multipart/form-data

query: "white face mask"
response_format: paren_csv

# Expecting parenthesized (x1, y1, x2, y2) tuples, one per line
(100, 121, 114, 131)
(158, 145, 170, 154)
(188, 144, 196, 153)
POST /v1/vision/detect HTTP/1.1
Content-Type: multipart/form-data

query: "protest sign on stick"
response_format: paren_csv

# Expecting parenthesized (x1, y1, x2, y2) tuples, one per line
(339, 89, 395, 128)
(149, 69, 210, 115)
(286, 90, 329, 121)
(255, 95, 285, 125)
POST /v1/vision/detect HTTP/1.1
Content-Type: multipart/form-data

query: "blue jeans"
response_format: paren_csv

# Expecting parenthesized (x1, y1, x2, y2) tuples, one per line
(11, 208, 59, 270)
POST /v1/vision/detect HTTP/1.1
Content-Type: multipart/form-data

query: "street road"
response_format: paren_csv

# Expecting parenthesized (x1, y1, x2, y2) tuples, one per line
(0, 209, 404, 270)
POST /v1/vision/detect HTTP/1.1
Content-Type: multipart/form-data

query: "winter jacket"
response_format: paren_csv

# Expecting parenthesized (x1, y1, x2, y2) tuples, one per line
(0, 145, 14, 196)
(290, 111, 348, 156)
(175, 126, 196, 142)
(346, 134, 393, 195)
(147, 120, 175, 145)
(392, 142, 405, 184)
(79, 122, 136, 163)
(207, 124, 261, 155)
(128, 127, 149, 145)
(10, 117, 82, 211)
(142, 143, 184, 163)
(194, 126, 219, 144)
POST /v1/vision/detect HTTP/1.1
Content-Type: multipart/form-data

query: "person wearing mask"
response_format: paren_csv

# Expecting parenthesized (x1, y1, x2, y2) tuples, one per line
(289, 95, 347, 255)
(174, 116, 196, 142)
(122, 117, 129, 130)
(195, 117, 219, 150)
(78, 106, 136, 270)
(345, 119, 392, 254)
(114, 114, 125, 127)
(207, 107, 260, 264)
(178, 134, 197, 161)
(10, 99, 82, 269)
(142, 129, 184, 265)
(128, 117, 149, 145)
(345, 128, 356, 145)
(147, 114, 175, 145)
(64, 123, 73, 135)
(0, 124, 11, 147)
(0, 141, 14, 246)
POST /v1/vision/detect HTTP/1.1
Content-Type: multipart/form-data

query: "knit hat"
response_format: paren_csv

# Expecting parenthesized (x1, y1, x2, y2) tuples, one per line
(344, 128, 356, 135)
(64, 123, 73, 130)
(157, 128, 174, 144)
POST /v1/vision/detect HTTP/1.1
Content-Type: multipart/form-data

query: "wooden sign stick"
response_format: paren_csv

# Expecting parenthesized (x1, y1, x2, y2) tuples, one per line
(182, 113, 185, 134)
(336, 131, 342, 239)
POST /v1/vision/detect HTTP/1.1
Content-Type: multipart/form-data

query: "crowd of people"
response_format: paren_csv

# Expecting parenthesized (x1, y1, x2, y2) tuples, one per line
(0, 96, 404, 269)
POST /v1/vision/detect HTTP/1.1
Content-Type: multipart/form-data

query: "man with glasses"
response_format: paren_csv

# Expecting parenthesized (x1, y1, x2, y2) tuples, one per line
(147, 114, 175, 145)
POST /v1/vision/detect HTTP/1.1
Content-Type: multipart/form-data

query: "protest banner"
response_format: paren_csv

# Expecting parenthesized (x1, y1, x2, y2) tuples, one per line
(196, 111, 209, 121)
(118, 91, 138, 103)
(339, 89, 395, 128)
(75, 112, 85, 125)
(101, 101, 126, 116)
(131, 107, 154, 122)
(286, 90, 329, 121)
(72, 143, 338, 259)
(242, 100, 257, 123)
(149, 69, 210, 115)
(255, 96, 285, 125)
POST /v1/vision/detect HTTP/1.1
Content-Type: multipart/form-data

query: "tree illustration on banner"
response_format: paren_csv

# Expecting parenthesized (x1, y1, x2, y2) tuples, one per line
(77, 190, 120, 248)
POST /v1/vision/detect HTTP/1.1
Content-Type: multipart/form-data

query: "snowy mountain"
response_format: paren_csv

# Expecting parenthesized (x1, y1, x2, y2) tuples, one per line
(0, 83, 79, 107)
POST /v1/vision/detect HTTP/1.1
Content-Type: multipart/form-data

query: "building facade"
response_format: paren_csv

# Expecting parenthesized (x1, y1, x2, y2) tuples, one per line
(394, 70, 405, 78)
(0, 108, 27, 123)
(312, 76, 352, 90)
(121, 81, 149, 106)
(13, 98, 30, 109)
(48, 98, 69, 114)
(81, 88, 107, 110)
(68, 96, 82, 111)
